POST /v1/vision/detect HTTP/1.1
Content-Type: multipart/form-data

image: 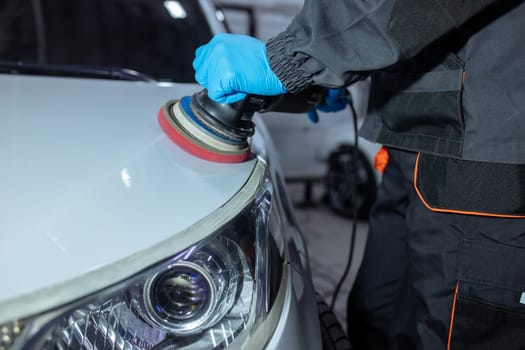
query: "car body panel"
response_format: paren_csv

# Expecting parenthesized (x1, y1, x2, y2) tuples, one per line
(252, 118, 323, 350)
(0, 1, 337, 347)
(0, 74, 257, 303)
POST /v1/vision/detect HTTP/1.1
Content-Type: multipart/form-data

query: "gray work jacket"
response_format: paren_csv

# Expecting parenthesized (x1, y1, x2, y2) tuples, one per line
(266, 0, 525, 164)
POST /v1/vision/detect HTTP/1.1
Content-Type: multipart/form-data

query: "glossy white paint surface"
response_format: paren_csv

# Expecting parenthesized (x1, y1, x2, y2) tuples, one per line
(0, 75, 256, 303)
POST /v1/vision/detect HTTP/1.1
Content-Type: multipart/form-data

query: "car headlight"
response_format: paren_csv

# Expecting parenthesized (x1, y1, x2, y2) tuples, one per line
(0, 161, 287, 350)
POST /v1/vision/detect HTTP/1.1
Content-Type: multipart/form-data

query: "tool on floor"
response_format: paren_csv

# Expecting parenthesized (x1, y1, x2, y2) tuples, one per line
(158, 88, 323, 163)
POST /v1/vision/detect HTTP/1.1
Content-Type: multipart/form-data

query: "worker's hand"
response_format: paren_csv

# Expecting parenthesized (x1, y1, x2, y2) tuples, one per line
(307, 88, 350, 123)
(193, 33, 287, 104)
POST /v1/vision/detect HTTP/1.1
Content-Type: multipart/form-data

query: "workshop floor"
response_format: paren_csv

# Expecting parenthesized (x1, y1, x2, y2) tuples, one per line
(286, 182, 369, 332)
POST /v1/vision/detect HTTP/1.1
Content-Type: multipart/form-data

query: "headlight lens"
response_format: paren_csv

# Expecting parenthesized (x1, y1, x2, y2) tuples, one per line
(131, 237, 246, 336)
(1, 169, 285, 350)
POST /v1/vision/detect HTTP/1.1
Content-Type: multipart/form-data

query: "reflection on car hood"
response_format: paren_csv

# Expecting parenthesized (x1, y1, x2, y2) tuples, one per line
(0, 74, 257, 303)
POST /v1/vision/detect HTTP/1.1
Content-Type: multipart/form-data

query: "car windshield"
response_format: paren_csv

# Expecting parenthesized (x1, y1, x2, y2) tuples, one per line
(0, 0, 213, 82)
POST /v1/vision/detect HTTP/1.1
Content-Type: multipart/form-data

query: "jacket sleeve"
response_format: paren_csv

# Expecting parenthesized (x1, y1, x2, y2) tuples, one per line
(266, 0, 502, 93)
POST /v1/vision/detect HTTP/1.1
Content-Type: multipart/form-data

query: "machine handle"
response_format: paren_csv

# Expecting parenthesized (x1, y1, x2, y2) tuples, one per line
(190, 87, 325, 139)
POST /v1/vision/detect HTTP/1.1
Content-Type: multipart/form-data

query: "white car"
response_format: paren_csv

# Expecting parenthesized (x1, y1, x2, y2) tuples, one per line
(216, 0, 381, 218)
(0, 1, 350, 349)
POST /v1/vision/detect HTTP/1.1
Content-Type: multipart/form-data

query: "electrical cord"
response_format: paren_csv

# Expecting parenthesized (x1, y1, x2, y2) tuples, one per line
(330, 90, 360, 310)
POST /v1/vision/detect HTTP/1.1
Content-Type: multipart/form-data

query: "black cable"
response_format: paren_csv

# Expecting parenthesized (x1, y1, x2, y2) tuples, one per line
(330, 91, 360, 310)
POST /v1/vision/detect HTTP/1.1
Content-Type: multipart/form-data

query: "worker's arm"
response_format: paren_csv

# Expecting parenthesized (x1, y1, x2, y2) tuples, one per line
(267, 0, 503, 92)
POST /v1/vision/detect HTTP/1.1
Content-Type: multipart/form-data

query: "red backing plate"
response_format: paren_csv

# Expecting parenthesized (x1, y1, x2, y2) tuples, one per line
(158, 105, 251, 163)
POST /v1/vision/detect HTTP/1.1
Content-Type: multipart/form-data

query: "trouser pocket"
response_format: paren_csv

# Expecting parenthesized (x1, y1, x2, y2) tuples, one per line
(414, 153, 525, 217)
(449, 239, 525, 349)
(450, 293, 525, 349)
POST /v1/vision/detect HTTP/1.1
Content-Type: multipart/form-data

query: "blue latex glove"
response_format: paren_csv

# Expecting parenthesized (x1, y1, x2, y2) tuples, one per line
(193, 33, 287, 104)
(307, 88, 350, 123)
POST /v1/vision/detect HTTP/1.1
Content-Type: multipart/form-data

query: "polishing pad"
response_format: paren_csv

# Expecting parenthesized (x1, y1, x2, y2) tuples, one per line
(158, 99, 251, 163)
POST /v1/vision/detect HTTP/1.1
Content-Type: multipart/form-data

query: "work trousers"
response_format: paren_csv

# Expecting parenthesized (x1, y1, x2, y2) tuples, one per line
(347, 148, 525, 349)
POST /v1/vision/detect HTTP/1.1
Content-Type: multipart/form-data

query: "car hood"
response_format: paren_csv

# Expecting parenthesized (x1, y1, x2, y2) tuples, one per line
(0, 74, 257, 303)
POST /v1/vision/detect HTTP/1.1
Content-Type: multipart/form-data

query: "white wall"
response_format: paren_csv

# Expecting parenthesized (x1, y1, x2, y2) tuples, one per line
(216, 0, 303, 41)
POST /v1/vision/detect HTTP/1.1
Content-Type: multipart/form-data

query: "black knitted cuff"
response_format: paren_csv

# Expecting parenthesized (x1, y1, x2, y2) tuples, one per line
(266, 32, 313, 94)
